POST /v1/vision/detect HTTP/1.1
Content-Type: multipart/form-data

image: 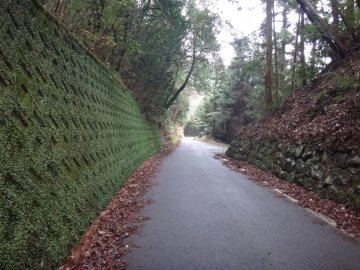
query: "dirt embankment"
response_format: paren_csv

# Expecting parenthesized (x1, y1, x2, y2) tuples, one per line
(227, 55, 360, 210)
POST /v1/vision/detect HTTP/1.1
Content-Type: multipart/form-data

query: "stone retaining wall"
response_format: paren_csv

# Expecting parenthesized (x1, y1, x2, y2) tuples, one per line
(227, 138, 360, 210)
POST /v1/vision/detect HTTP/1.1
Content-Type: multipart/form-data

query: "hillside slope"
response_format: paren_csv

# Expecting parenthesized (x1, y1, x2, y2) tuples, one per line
(227, 55, 360, 210)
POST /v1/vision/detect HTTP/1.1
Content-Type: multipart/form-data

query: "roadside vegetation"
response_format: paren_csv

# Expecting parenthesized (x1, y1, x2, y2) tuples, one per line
(1, 0, 360, 268)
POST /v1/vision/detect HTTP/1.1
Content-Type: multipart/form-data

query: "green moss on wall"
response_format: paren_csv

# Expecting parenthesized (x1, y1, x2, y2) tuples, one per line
(0, 0, 161, 269)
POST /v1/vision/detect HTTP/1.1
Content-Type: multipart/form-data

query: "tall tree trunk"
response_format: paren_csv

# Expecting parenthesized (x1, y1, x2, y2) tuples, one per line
(295, 0, 347, 57)
(265, 0, 273, 110)
(291, 11, 301, 89)
(300, 9, 306, 86)
(273, 4, 279, 98)
(279, 4, 288, 93)
(213, 101, 216, 137)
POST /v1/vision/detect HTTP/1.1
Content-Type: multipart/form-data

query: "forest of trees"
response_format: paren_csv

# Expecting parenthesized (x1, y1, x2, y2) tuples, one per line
(41, 0, 360, 141)
(190, 0, 360, 142)
(40, 0, 219, 132)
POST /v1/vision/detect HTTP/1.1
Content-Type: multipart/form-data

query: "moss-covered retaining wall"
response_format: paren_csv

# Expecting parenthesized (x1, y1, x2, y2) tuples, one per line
(227, 138, 360, 210)
(0, 0, 160, 269)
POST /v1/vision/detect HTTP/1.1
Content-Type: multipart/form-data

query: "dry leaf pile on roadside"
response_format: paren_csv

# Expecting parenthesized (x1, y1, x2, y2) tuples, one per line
(236, 56, 360, 150)
(58, 143, 178, 270)
(215, 153, 360, 239)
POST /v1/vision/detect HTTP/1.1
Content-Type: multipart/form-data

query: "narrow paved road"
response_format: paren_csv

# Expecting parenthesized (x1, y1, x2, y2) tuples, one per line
(125, 138, 360, 270)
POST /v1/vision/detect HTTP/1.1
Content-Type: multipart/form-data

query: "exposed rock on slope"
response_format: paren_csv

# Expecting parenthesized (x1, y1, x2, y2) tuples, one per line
(227, 56, 360, 210)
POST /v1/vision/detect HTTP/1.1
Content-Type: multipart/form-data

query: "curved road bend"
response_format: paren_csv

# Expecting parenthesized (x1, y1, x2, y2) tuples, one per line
(125, 137, 360, 270)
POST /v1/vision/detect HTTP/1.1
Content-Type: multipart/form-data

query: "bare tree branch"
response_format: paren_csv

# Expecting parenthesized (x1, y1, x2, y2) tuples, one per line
(295, 0, 347, 57)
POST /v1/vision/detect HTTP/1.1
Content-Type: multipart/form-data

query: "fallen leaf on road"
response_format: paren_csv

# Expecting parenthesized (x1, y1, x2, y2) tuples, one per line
(58, 142, 178, 270)
(215, 152, 360, 239)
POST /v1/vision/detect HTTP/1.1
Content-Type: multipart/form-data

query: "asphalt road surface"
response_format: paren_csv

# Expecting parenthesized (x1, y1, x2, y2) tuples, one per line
(125, 138, 360, 270)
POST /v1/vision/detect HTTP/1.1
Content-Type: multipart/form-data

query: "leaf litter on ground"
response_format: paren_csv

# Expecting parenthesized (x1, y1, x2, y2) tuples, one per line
(215, 152, 360, 240)
(58, 142, 178, 270)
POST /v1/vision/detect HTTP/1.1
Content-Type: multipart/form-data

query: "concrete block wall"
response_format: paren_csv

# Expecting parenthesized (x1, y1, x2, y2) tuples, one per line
(0, 0, 160, 268)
